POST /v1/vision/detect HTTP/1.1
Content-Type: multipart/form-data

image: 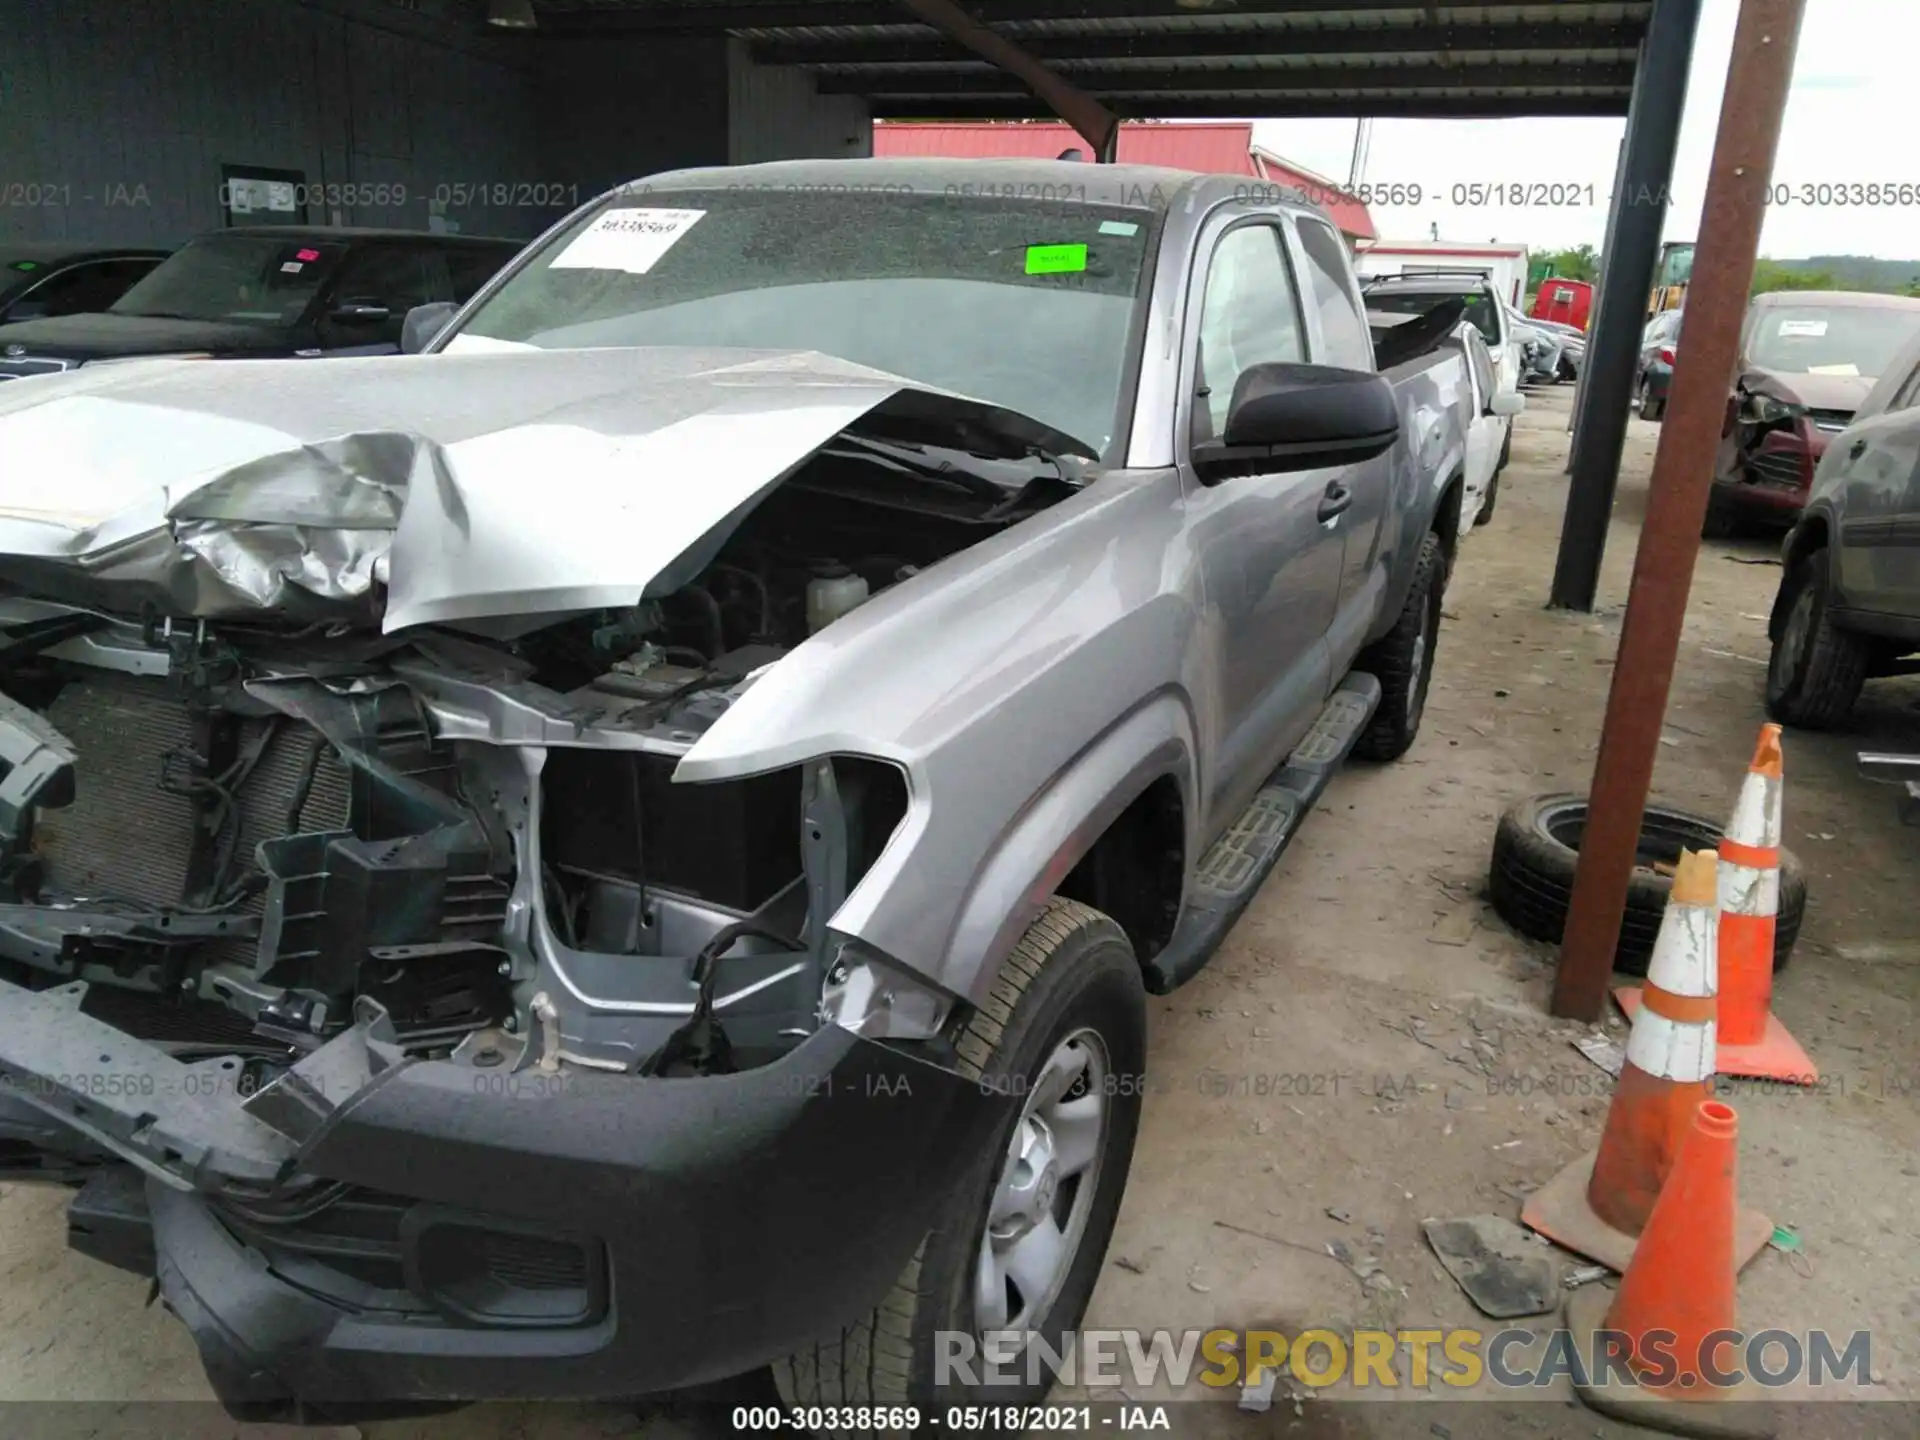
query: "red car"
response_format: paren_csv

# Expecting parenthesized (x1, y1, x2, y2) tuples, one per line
(1706, 290, 1920, 535)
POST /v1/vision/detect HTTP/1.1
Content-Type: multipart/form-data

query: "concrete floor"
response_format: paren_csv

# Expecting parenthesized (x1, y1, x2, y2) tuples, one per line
(2, 390, 1915, 1438)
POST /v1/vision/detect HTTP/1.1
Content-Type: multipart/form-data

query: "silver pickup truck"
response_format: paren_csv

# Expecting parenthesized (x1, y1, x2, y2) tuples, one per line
(0, 159, 1474, 1421)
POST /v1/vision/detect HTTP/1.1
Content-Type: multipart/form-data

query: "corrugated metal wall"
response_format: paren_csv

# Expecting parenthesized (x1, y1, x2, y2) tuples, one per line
(0, 0, 545, 245)
(0, 1, 878, 252)
(727, 42, 871, 167)
(534, 36, 730, 200)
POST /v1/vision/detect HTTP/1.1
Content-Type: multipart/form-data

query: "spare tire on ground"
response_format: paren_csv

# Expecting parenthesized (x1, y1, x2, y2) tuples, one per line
(1488, 793, 1805, 976)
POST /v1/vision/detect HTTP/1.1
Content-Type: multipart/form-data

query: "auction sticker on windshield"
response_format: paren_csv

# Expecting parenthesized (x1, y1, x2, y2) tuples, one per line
(550, 207, 705, 275)
(1026, 243, 1089, 276)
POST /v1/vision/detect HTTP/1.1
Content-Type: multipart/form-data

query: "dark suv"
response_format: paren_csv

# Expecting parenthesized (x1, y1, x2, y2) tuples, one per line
(0, 227, 520, 378)
(0, 246, 171, 337)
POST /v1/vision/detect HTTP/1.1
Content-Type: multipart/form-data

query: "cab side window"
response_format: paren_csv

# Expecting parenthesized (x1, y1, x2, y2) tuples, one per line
(1193, 223, 1307, 444)
(1294, 218, 1373, 370)
(1465, 329, 1497, 412)
(330, 246, 441, 315)
(1887, 360, 1920, 413)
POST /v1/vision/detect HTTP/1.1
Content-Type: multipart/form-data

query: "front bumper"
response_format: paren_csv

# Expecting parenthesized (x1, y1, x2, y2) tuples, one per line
(0, 981, 1003, 1416)
(1716, 428, 1823, 523)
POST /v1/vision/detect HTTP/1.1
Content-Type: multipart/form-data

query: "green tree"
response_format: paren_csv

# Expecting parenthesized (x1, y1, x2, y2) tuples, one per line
(1750, 259, 1839, 296)
(1536, 245, 1599, 283)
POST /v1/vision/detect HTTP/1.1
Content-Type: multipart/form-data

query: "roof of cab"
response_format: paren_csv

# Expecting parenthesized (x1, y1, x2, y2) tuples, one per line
(620, 157, 1282, 214)
(219, 225, 520, 247)
(1750, 289, 1920, 310)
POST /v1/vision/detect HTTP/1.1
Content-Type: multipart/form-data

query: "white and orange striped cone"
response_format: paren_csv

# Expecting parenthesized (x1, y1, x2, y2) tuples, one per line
(1620, 724, 1816, 1083)
(1523, 850, 1772, 1274)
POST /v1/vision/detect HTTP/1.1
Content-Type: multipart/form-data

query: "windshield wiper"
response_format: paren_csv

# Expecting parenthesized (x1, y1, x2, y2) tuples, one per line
(820, 434, 1015, 506)
(827, 433, 1092, 527)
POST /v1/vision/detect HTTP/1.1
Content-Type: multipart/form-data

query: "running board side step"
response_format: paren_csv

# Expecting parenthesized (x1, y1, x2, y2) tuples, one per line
(1142, 673, 1381, 994)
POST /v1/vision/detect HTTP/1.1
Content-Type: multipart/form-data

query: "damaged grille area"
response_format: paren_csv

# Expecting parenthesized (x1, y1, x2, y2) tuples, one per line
(38, 679, 351, 910)
(2, 653, 512, 1056)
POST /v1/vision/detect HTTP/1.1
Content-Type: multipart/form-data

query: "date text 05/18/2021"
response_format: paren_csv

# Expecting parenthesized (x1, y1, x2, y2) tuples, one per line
(728, 1406, 1171, 1432)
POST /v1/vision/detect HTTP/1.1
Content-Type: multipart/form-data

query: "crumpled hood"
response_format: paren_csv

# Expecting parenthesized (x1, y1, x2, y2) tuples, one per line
(0, 345, 1080, 632)
(1744, 367, 1876, 414)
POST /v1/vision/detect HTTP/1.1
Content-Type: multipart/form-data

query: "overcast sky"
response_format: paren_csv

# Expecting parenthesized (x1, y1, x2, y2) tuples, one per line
(1248, 0, 1907, 259)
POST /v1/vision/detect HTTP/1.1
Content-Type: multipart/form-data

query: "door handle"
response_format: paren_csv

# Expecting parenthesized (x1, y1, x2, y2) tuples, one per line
(1318, 482, 1353, 523)
(1849, 439, 1868, 461)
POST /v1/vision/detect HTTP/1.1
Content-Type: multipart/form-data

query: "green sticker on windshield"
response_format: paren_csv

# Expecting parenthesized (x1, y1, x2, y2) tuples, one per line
(1026, 243, 1088, 276)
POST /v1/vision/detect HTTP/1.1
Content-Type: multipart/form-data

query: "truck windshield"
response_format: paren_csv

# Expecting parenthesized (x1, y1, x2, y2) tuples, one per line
(111, 235, 344, 326)
(453, 188, 1158, 456)
(1748, 304, 1920, 381)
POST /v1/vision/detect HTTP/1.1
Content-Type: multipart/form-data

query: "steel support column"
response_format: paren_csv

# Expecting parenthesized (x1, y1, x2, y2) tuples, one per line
(1551, 0, 1807, 1022)
(1548, 0, 1704, 611)
(1566, 134, 1631, 464)
(893, 0, 1120, 160)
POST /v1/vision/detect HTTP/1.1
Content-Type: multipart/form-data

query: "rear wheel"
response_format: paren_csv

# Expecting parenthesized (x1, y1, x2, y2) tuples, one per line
(1352, 531, 1444, 762)
(1638, 378, 1665, 422)
(1765, 546, 1868, 729)
(773, 900, 1146, 1429)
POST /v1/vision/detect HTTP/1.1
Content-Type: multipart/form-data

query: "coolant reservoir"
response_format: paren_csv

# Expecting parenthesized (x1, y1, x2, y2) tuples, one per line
(806, 563, 869, 634)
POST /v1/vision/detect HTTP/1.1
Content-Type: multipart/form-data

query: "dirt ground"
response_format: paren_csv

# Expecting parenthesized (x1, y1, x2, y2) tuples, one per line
(2, 389, 1916, 1439)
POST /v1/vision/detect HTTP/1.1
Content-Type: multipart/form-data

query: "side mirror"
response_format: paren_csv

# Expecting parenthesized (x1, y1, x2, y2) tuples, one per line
(1490, 392, 1526, 418)
(401, 301, 458, 354)
(329, 299, 391, 325)
(1196, 362, 1399, 478)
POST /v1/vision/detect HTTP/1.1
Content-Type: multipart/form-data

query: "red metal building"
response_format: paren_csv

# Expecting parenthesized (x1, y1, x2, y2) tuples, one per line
(1532, 277, 1595, 332)
(870, 121, 1377, 243)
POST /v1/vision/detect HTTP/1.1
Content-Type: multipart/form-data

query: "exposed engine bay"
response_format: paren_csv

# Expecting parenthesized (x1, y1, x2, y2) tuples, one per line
(0, 430, 1077, 1122)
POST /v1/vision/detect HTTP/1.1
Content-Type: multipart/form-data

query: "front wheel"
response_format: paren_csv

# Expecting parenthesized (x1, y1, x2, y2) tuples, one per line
(1765, 547, 1868, 729)
(1351, 531, 1444, 762)
(774, 900, 1146, 1425)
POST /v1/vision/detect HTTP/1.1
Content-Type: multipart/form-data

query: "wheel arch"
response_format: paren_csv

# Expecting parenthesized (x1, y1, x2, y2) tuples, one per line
(1769, 515, 1831, 642)
(942, 692, 1199, 1008)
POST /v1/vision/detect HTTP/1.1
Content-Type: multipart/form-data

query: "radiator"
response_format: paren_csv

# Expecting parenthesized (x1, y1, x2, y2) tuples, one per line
(35, 679, 351, 909)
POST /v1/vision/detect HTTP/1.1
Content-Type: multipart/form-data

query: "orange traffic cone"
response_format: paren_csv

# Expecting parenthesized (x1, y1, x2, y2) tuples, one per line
(1565, 1100, 1776, 1437)
(1620, 724, 1816, 1083)
(1524, 850, 1771, 1274)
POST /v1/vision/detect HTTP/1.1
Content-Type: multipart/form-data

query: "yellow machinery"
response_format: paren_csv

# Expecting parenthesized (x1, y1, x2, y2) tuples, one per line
(1649, 241, 1693, 316)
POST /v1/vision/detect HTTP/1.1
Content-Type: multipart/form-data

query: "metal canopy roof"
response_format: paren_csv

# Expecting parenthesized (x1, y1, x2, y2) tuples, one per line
(533, 2, 1652, 120)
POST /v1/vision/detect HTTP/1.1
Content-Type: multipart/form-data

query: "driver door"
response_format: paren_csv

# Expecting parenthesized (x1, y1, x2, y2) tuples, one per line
(1181, 219, 1344, 837)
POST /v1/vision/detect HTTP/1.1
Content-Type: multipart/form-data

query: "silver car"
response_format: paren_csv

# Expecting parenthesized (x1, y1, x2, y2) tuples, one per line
(1767, 324, 1920, 727)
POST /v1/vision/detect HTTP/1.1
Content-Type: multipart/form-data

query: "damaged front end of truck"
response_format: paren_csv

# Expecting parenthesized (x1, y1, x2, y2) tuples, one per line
(0, 346, 1085, 1415)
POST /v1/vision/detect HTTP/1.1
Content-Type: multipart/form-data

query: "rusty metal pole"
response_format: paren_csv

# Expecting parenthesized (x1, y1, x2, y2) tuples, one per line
(1551, 0, 1807, 1021)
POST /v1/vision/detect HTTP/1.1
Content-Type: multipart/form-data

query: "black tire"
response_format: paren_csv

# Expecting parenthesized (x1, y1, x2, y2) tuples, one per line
(1701, 489, 1739, 540)
(1638, 378, 1665, 422)
(773, 899, 1146, 1428)
(1496, 424, 1513, 472)
(1765, 546, 1869, 730)
(1474, 469, 1500, 526)
(1488, 794, 1805, 975)
(1351, 531, 1443, 763)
